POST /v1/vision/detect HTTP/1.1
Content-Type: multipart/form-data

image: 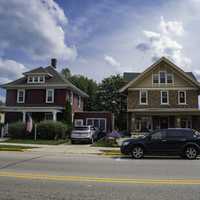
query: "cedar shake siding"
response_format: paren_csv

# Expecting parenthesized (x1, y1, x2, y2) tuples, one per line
(128, 90, 199, 110)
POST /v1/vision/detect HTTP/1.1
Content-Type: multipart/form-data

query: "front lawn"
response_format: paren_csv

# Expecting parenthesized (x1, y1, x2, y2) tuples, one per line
(0, 145, 35, 152)
(92, 137, 119, 147)
(1, 139, 70, 145)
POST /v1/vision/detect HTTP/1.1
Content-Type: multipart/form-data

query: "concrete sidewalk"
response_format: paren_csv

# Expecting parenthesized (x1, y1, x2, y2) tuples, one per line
(1, 142, 119, 155)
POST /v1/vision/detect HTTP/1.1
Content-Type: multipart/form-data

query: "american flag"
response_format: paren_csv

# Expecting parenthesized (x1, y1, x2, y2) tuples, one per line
(26, 113, 33, 133)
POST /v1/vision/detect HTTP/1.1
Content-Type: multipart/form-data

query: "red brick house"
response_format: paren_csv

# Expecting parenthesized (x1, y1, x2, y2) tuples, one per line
(0, 59, 88, 123)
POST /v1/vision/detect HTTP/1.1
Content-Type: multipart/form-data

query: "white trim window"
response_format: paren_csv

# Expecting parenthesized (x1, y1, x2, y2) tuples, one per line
(86, 118, 107, 132)
(27, 76, 45, 83)
(78, 95, 81, 108)
(70, 91, 73, 105)
(159, 71, 166, 84)
(17, 89, 25, 103)
(74, 119, 83, 127)
(152, 74, 159, 84)
(161, 91, 169, 105)
(46, 89, 54, 103)
(140, 90, 148, 105)
(178, 91, 186, 104)
(167, 74, 173, 84)
(27, 76, 33, 83)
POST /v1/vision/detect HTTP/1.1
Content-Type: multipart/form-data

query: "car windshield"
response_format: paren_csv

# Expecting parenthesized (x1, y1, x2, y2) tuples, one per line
(74, 126, 90, 131)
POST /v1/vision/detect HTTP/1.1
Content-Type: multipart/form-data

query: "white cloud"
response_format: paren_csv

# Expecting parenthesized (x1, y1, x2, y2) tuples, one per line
(136, 16, 191, 68)
(104, 55, 120, 67)
(0, 58, 27, 84)
(160, 16, 184, 36)
(0, 0, 77, 61)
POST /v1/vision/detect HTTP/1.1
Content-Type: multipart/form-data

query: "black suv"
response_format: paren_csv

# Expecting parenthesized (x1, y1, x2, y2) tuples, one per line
(121, 128, 200, 159)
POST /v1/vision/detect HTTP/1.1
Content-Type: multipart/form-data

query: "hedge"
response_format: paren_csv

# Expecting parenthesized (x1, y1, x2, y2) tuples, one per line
(37, 121, 68, 140)
(9, 121, 69, 140)
(8, 122, 26, 139)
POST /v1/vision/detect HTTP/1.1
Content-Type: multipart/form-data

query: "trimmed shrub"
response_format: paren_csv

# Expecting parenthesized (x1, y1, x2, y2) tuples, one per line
(8, 122, 26, 139)
(37, 121, 68, 140)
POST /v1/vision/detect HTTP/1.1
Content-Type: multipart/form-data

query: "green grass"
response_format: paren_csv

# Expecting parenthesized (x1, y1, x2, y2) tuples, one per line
(1, 139, 70, 145)
(0, 145, 35, 152)
(100, 149, 121, 156)
(92, 138, 119, 148)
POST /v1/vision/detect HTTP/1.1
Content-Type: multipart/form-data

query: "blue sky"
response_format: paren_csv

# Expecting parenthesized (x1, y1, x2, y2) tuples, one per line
(1, 0, 200, 101)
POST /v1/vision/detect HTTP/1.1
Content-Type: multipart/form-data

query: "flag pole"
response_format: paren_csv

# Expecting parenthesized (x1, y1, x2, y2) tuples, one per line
(34, 124, 37, 141)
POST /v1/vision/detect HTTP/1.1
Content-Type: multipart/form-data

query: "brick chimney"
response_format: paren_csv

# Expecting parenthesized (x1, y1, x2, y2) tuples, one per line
(51, 58, 57, 68)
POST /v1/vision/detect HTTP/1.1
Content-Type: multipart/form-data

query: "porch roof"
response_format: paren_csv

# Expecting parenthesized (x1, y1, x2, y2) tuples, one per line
(0, 106, 64, 113)
(128, 108, 200, 116)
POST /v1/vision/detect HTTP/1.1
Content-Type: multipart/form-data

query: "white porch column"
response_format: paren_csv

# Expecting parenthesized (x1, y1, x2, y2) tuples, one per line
(22, 111, 26, 123)
(53, 111, 57, 121)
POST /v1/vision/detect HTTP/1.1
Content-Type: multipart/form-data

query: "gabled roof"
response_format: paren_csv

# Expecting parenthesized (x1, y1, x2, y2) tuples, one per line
(120, 57, 200, 92)
(123, 72, 197, 82)
(1, 66, 88, 98)
(23, 67, 50, 75)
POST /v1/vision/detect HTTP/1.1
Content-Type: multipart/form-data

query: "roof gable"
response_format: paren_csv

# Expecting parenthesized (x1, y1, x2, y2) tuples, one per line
(120, 57, 200, 92)
(1, 66, 88, 97)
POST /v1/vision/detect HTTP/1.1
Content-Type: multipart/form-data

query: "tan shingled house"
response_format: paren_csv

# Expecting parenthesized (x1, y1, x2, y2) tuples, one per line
(120, 57, 200, 133)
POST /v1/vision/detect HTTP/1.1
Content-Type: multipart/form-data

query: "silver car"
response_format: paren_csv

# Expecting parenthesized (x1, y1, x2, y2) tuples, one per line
(71, 126, 99, 144)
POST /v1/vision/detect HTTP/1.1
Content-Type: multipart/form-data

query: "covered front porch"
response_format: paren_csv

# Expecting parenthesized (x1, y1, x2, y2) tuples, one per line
(1, 106, 64, 123)
(128, 108, 200, 133)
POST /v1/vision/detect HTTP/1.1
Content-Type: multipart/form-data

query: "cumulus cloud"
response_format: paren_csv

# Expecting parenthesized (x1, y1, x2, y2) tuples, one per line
(0, 58, 27, 84)
(136, 16, 191, 68)
(104, 55, 121, 67)
(0, 0, 77, 61)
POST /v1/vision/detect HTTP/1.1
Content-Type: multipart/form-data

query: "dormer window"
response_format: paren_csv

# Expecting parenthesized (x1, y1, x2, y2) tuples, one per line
(153, 71, 173, 84)
(153, 74, 159, 84)
(27, 76, 45, 83)
(159, 71, 166, 83)
(167, 74, 173, 83)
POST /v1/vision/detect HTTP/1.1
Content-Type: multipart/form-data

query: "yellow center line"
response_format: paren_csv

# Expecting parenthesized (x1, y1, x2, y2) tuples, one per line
(0, 171, 200, 185)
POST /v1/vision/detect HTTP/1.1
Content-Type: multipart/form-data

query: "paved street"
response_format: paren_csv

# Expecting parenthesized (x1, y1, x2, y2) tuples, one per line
(0, 151, 200, 199)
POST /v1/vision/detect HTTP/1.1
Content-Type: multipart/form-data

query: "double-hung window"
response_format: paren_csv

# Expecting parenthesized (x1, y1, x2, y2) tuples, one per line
(159, 71, 166, 84)
(152, 74, 159, 84)
(17, 89, 25, 103)
(167, 74, 173, 84)
(78, 95, 81, 108)
(140, 90, 148, 105)
(46, 89, 54, 103)
(161, 91, 169, 104)
(178, 91, 186, 104)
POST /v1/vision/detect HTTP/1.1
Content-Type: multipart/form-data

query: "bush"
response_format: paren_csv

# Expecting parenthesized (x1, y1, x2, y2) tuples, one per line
(8, 122, 26, 139)
(37, 121, 68, 140)
(92, 137, 119, 147)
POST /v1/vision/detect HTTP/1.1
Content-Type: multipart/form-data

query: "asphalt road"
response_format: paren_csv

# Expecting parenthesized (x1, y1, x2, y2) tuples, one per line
(0, 151, 200, 200)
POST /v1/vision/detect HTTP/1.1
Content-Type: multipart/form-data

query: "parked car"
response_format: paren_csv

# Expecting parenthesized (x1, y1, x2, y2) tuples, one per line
(121, 128, 200, 159)
(71, 126, 99, 144)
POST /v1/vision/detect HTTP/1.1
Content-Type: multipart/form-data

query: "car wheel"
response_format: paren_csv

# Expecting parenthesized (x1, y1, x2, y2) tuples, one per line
(131, 146, 144, 159)
(184, 146, 197, 160)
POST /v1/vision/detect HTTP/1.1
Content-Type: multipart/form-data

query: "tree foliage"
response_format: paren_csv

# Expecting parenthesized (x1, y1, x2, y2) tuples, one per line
(63, 100, 72, 126)
(61, 68, 71, 79)
(61, 68, 127, 130)
(95, 74, 127, 130)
